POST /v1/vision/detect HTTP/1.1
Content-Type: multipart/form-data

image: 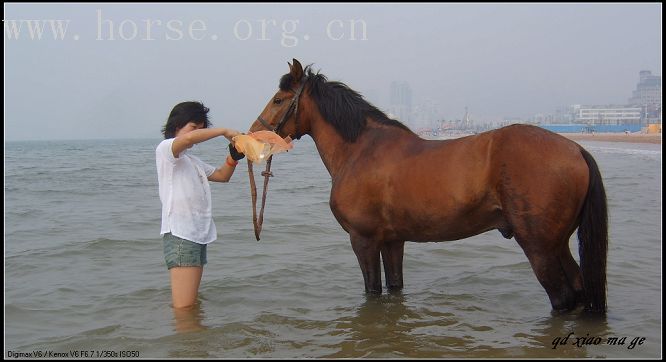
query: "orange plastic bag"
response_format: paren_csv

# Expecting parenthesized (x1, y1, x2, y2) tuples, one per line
(232, 131, 293, 164)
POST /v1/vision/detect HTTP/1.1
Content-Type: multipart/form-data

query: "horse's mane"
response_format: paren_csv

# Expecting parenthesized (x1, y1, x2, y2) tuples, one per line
(280, 66, 414, 142)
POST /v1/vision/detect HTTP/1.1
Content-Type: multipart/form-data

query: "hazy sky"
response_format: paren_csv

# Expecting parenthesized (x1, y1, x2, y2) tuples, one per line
(5, 3, 662, 141)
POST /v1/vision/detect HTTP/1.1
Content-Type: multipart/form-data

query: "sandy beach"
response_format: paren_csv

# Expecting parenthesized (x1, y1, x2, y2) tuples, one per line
(559, 132, 662, 144)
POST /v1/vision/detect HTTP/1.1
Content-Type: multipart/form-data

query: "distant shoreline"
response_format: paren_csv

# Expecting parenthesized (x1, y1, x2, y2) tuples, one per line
(428, 132, 662, 145)
(558, 132, 662, 145)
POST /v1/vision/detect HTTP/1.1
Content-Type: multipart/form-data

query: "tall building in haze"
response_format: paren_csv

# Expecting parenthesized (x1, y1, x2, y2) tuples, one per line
(389, 81, 412, 125)
(628, 70, 661, 123)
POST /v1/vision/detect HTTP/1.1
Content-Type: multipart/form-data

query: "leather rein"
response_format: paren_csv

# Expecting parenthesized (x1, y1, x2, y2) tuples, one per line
(248, 78, 307, 240)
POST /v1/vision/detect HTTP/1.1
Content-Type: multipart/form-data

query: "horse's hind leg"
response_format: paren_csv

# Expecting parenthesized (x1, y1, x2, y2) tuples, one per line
(559, 246, 585, 306)
(381, 241, 405, 291)
(517, 237, 578, 312)
(350, 234, 382, 294)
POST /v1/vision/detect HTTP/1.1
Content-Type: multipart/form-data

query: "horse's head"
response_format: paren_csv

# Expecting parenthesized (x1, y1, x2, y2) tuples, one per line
(249, 59, 310, 139)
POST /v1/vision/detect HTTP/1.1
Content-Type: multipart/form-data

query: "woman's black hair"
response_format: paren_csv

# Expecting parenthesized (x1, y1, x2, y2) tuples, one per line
(161, 101, 211, 139)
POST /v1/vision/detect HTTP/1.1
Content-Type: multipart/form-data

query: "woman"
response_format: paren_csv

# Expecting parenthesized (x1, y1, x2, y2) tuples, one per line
(156, 101, 245, 308)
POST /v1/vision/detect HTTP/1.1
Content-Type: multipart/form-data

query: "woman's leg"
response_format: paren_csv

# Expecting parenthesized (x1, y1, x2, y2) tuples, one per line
(169, 266, 203, 308)
(172, 301, 205, 333)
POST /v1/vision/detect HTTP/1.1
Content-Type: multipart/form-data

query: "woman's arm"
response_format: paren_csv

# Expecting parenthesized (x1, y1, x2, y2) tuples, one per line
(208, 155, 239, 183)
(171, 128, 240, 158)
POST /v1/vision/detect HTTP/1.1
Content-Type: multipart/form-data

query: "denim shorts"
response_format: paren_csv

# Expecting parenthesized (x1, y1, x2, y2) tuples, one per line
(163, 233, 207, 270)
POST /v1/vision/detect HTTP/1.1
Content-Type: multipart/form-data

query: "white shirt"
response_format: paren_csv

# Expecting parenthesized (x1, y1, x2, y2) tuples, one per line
(156, 138, 217, 244)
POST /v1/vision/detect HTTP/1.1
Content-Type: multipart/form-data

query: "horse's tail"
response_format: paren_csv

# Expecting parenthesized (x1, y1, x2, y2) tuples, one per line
(577, 148, 608, 314)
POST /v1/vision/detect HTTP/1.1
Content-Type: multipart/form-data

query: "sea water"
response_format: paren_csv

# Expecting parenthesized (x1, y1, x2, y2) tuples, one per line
(4, 137, 661, 358)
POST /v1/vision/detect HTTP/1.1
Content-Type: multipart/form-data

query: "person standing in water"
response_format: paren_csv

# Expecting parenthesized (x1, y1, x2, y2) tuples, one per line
(156, 101, 245, 308)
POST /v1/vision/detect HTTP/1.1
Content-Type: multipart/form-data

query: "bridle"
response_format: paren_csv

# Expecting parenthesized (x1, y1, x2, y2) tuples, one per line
(256, 77, 307, 137)
(248, 77, 307, 241)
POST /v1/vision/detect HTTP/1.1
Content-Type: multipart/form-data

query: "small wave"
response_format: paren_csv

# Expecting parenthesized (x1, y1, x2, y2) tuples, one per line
(81, 324, 123, 336)
(5, 237, 155, 260)
(5, 304, 32, 316)
(4, 208, 43, 217)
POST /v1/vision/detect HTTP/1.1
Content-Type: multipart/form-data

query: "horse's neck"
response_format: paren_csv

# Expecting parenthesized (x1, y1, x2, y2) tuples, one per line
(308, 116, 415, 179)
(308, 115, 351, 178)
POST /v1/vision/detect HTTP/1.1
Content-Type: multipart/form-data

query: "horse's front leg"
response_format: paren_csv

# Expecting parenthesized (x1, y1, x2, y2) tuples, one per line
(381, 241, 405, 292)
(350, 234, 382, 294)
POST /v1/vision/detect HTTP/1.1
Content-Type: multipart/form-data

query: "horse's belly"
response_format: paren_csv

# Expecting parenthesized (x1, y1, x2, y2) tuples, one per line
(409, 226, 495, 243)
(391, 205, 504, 243)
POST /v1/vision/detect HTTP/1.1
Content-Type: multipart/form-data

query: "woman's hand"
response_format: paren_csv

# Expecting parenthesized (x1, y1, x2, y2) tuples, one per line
(228, 142, 245, 161)
(224, 129, 243, 141)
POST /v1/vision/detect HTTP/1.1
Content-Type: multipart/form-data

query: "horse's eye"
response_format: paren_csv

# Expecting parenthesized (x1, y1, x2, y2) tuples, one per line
(273, 98, 282, 105)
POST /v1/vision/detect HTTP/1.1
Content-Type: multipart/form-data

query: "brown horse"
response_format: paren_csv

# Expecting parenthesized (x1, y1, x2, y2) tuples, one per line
(249, 59, 608, 313)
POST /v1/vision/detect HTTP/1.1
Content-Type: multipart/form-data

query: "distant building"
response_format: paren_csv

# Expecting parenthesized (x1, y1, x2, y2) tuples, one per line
(462, 106, 472, 129)
(412, 98, 442, 129)
(388, 81, 412, 125)
(628, 70, 661, 123)
(572, 105, 641, 125)
(537, 70, 659, 133)
(628, 70, 661, 108)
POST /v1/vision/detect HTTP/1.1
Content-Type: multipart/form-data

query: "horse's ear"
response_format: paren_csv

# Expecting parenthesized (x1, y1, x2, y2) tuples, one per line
(290, 58, 304, 81)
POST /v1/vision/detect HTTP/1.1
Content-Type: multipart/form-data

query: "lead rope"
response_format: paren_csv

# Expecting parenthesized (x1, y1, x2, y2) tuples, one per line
(247, 78, 306, 241)
(248, 155, 274, 241)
